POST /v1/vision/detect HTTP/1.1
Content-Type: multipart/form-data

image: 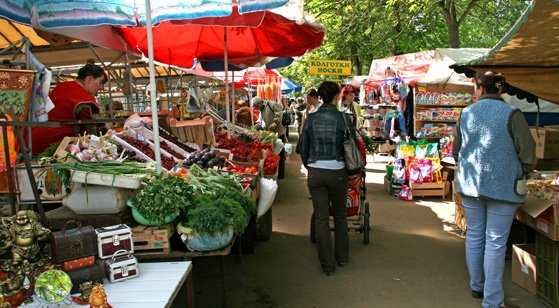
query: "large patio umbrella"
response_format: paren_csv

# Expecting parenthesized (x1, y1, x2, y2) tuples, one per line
(0, 0, 322, 171)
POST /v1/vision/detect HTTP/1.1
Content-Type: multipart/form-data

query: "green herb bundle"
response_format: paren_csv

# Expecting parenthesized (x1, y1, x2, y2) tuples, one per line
(131, 175, 192, 224)
(178, 164, 256, 235)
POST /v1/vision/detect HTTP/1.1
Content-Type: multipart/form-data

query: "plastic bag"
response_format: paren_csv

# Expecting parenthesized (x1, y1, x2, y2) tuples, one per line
(392, 158, 406, 184)
(257, 178, 278, 218)
(182, 227, 234, 251)
(415, 143, 428, 159)
(398, 144, 414, 158)
(399, 184, 413, 201)
(408, 162, 423, 184)
(418, 159, 433, 183)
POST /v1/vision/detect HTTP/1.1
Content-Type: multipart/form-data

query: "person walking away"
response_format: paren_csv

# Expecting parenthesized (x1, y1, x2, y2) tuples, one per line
(30, 62, 107, 155)
(452, 71, 535, 308)
(300, 81, 349, 275)
(252, 97, 288, 179)
(338, 85, 362, 128)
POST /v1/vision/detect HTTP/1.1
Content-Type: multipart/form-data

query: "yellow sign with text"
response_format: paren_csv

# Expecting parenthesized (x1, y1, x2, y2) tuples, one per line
(309, 60, 352, 76)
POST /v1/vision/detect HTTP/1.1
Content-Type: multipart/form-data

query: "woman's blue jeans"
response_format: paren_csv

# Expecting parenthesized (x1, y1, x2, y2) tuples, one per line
(461, 195, 519, 308)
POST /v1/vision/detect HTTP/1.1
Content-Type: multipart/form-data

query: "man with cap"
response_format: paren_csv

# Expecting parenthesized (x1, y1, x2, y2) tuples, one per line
(252, 97, 288, 179)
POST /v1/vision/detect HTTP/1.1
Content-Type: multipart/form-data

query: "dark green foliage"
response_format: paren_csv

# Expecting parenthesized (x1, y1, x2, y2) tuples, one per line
(132, 175, 192, 223)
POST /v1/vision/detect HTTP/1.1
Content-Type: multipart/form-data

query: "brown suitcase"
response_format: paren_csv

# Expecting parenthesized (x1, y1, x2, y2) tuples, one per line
(65, 264, 104, 294)
(50, 221, 97, 263)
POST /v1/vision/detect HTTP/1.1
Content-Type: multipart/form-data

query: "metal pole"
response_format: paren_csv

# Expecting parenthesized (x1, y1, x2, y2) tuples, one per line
(145, 0, 162, 173)
(1, 121, 16, 215)
(224, 28, 230, 138)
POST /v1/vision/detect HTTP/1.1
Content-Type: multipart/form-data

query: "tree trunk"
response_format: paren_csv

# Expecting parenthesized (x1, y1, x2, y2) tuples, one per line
(350, 43, 362, 76)
(447, 19, 460, 48)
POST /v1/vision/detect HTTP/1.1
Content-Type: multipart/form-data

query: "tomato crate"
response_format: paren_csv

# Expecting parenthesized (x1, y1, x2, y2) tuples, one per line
(226, 160, 263, 176)
(132, 225, 174, 254)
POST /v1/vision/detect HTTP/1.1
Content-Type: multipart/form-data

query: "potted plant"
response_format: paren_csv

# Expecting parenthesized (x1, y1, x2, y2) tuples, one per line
(128, 175, 191, 226)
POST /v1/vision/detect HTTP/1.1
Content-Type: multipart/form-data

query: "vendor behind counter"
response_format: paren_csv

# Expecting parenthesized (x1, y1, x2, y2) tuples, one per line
(30, 62, 107, 155)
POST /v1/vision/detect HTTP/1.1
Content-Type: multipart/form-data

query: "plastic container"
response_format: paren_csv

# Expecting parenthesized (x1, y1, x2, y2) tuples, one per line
(71, 170, 143, 189)
(386, 164, 394, 181)
(127, 199, 178, 226)
(63, 184, 133, 214)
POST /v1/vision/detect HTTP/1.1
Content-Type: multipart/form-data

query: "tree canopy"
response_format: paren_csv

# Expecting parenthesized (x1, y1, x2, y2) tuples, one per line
(280, 0, 531, 93)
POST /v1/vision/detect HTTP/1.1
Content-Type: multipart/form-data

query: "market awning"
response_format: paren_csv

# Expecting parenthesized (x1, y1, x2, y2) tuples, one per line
(0, 18, 141, 67)
(451, 0, 559, 104)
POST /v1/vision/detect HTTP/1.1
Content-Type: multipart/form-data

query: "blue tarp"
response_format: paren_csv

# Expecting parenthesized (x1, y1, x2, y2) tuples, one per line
(282, 78, 302, 94)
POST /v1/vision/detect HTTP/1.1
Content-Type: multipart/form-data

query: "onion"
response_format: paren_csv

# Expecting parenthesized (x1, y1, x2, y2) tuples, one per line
(68, 144, 80, 155)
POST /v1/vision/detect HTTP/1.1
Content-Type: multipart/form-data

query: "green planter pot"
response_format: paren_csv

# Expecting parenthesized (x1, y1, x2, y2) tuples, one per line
(127, 199, 178, 226)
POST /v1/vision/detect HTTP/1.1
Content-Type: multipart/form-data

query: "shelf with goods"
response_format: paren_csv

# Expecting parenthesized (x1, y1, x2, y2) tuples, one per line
(413, 84, 474, 141)
(360, 77, 409, 156)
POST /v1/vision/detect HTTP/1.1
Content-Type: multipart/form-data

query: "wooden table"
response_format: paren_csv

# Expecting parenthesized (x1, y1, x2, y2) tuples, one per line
(23, 261, 193, 308)
(135, 240, 236, 308)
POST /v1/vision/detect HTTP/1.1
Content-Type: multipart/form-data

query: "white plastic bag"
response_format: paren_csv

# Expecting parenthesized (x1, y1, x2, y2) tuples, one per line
(257, 178, 278, 218)
(181, 227, 234, 252)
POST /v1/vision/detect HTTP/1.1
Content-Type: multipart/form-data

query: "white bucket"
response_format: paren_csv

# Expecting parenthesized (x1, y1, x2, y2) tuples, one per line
(63, 184, 133, 214)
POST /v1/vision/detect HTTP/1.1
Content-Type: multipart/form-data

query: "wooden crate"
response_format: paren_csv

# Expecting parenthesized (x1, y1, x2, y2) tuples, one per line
(53, 136, 79, 163)
(132, 225, 174, 254)
(411, 181, 449, 199)
(168, 117, 215, 148)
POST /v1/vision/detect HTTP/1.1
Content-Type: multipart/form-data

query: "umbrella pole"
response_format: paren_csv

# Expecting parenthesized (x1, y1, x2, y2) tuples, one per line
(232, 70, 236, 127)
(248, 76, 254, 126)
(145, 0, 162, 173)
(224, 27, 231, 138)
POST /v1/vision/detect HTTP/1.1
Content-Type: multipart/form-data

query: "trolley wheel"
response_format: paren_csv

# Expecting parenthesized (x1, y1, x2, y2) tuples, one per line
(256, 207, 273, 241)
(310, 212, 316, 243)
(363, 201, 370, 245)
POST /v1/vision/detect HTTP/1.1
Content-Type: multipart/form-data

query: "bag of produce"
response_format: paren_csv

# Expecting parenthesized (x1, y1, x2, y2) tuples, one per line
(258, 177, 278, 218)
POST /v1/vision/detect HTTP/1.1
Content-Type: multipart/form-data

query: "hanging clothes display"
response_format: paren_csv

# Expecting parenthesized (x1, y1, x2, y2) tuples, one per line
(361, 75, 409, 141)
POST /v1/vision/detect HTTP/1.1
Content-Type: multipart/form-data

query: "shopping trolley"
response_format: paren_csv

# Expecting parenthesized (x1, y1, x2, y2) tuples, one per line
(310, 171, 371, 244)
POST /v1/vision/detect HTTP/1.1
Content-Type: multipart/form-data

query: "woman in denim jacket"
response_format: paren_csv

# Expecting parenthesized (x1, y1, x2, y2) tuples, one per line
(300, 81, 349, 275)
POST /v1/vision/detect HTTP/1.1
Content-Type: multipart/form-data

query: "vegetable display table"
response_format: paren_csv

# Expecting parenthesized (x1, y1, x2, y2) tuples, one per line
(23, 261, 193, 308)
(135, 239, 236, 308)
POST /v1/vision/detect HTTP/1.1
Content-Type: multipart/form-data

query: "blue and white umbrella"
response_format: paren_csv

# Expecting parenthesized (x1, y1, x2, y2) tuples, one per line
(282, 78, 302, 94)
(0, 0, 293, 172)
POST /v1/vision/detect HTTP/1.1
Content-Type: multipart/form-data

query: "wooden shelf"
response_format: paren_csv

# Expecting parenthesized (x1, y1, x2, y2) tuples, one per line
(415, 119, 458, 123)
(415, 104, 470, 107)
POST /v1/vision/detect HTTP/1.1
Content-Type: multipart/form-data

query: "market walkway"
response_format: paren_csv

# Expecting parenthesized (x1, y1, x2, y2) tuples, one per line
(191, 135, 546, 308)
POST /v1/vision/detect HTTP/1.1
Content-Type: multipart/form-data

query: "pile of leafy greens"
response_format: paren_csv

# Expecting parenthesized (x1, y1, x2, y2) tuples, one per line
(178, 164, 256, 236)
(131, 175, 192, 223)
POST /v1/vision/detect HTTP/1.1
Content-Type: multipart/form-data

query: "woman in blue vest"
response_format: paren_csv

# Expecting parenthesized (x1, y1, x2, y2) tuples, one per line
(452, 71, 536, 308)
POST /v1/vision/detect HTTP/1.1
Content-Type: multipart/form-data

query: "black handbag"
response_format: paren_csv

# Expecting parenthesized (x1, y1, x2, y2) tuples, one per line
(342, 113, 364, 174)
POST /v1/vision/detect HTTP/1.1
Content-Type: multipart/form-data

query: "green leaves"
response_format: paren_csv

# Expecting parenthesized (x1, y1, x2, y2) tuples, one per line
(132, 175, 192, 223)
(280, 0, 528, 87)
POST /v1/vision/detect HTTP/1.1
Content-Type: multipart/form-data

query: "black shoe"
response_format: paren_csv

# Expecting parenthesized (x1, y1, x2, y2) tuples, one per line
(337, 259, 348, 267)
(471, 290, 483, 299)
(323, 271, 333, 276)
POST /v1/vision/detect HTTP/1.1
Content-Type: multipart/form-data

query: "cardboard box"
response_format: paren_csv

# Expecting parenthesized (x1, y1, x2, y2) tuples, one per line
(535, 158, 559, 171)
(530, 127, 559, 159)
(516, 196, 559, 241)
(512, 244, 537, 295)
